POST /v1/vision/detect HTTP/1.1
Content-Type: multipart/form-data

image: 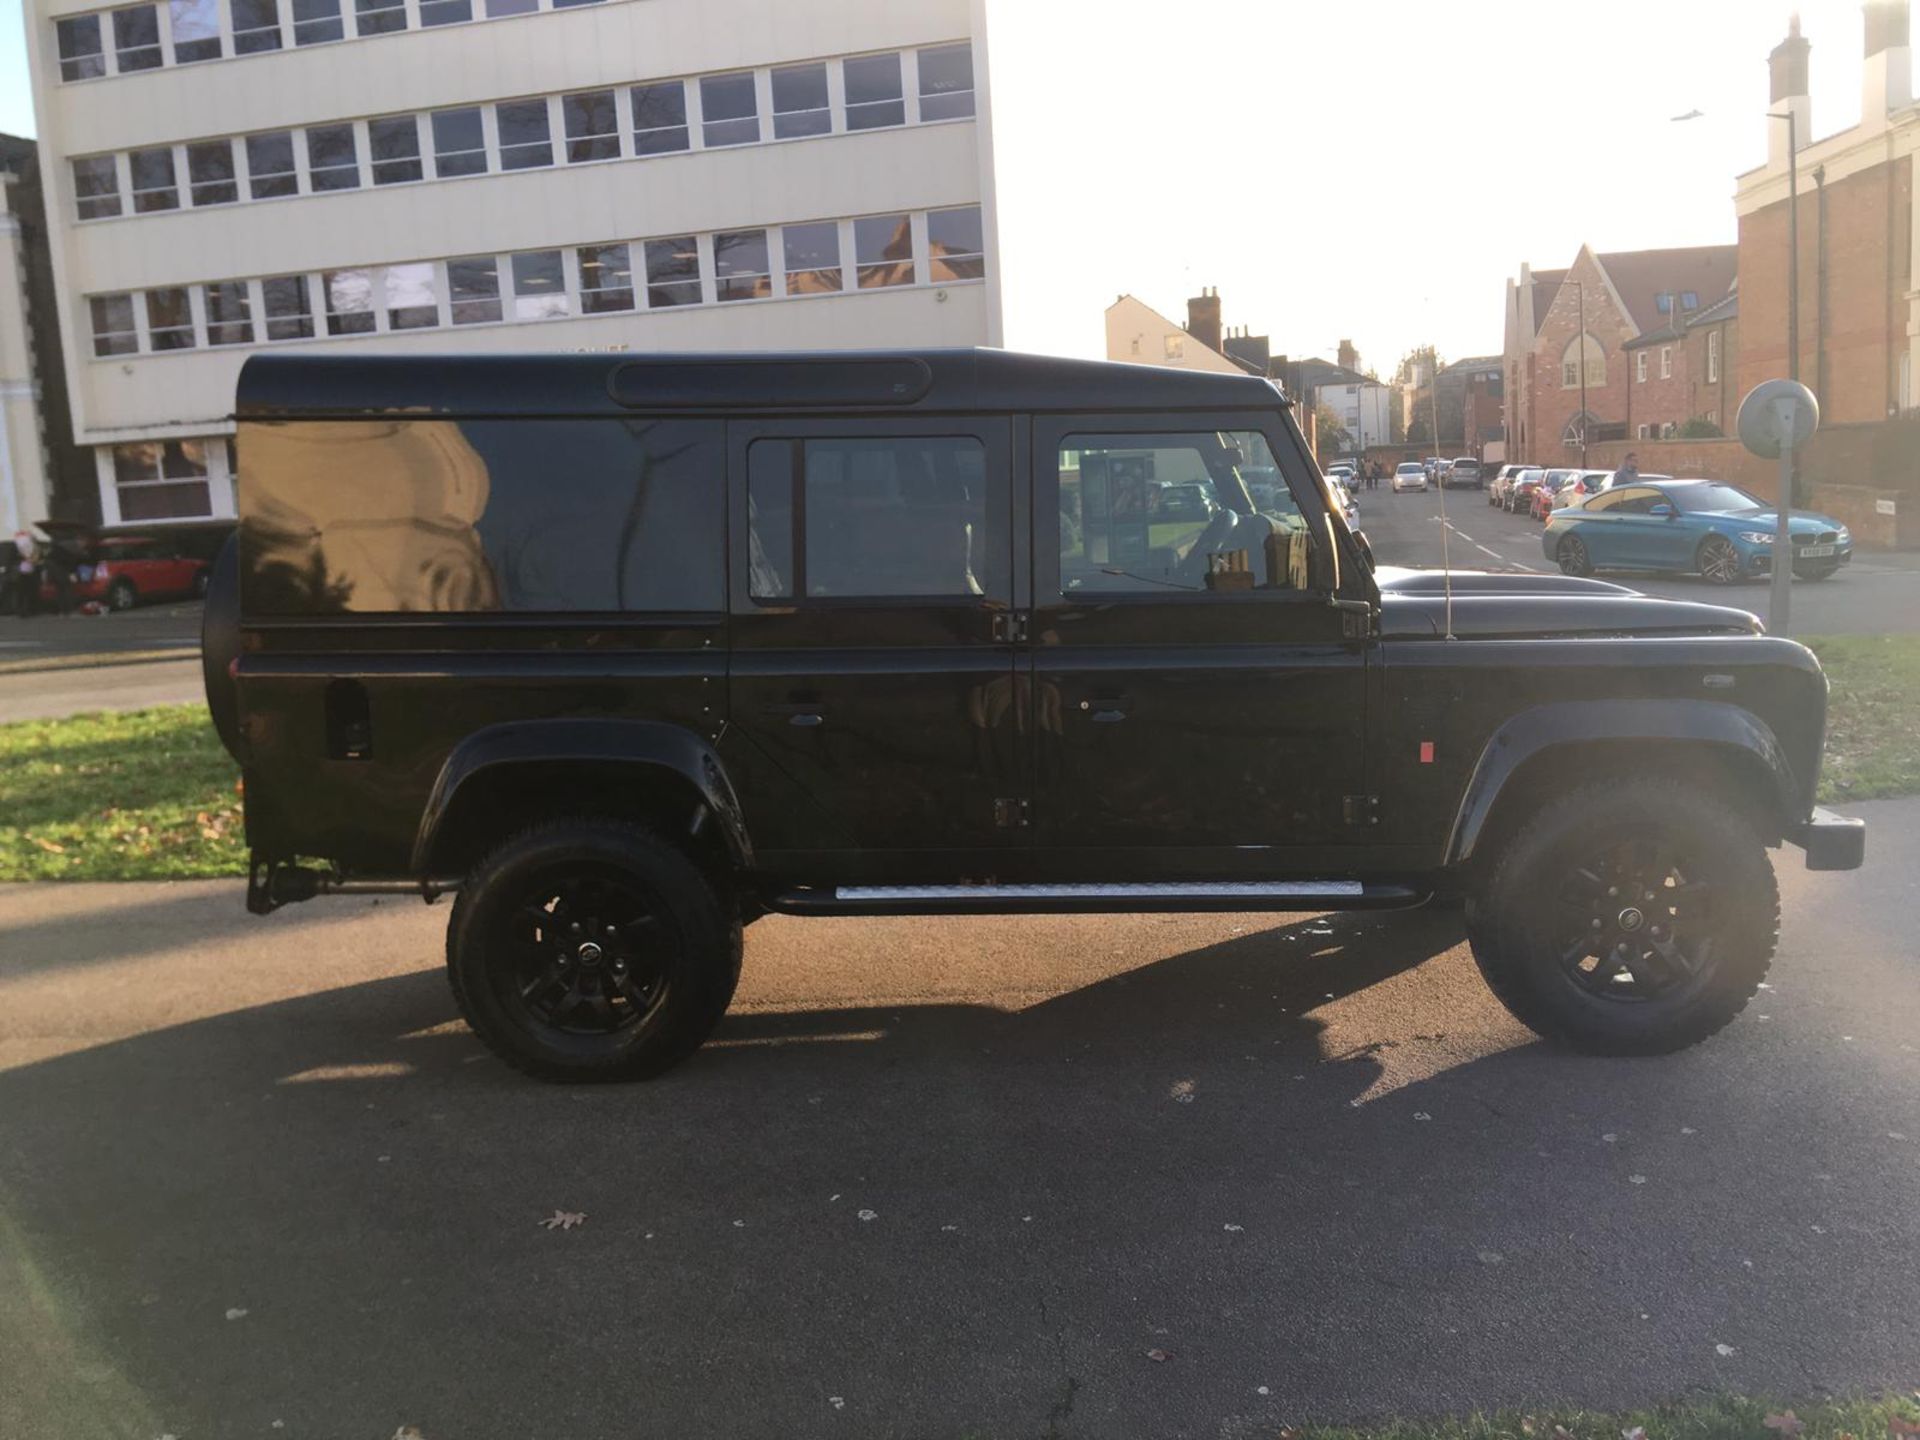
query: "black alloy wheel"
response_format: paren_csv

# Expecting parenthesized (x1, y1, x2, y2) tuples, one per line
(447, 820, 741, 1082)
(1697, 534, 1742, 584)
(107, 577, 138, 610)
(1557, 534, 1593, 577)
(1466, 777, 1776, 1055)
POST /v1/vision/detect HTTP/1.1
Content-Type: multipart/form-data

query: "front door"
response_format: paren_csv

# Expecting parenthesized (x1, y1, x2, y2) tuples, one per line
(724, 418, 1021, 874)
(1029, 412, 1371, 875)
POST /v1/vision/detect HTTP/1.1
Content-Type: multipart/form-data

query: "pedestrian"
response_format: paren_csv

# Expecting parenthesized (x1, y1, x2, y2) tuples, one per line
(1610, 451, 1640, 490)
(45, 539, 76, 616)
(11, 529, 38, 619)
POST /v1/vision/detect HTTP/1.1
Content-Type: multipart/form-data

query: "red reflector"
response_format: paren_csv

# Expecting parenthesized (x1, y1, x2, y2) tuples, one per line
(1419, 741, 1435, 764)
(227, 657, 240, 679)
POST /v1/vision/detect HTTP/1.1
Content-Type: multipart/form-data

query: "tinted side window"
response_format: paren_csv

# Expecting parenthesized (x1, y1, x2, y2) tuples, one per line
(240, 419, 722, 614)
(1058, 430, 1310, 595)
(748, 436, 991, 601)
(1586, 486, 1660, 514)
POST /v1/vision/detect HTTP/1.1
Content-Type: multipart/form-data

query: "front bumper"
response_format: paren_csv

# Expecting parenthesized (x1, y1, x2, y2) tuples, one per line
(1747, 545, 1855, 575)
(1789, 807, 1866, 870)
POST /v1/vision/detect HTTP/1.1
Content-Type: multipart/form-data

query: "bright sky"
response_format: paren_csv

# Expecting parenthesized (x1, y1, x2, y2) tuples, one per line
(2, 0, 1902, 372)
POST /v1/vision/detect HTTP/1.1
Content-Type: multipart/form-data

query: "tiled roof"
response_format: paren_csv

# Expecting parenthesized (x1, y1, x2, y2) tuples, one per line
(1593, 245, 1738, 339)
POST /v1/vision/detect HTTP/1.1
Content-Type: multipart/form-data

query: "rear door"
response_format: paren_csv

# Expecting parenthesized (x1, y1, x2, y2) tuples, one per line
(724, 418, 1022, 870)
(1030, 412, 1369, 871)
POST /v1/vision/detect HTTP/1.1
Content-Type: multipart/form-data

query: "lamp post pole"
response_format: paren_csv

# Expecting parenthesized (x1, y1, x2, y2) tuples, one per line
(1767, 108, 1801, 631)
(1573, 279, 1588, 466)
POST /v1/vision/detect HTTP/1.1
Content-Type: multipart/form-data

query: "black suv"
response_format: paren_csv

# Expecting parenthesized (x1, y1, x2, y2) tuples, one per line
(205, 349, 1863, 1082)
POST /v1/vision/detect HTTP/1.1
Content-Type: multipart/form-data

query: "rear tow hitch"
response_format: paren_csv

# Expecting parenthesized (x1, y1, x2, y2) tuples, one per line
(247, 858, 460, 915)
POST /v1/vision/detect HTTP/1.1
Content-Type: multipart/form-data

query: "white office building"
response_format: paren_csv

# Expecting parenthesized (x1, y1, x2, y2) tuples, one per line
(24, 0, 1000, 528)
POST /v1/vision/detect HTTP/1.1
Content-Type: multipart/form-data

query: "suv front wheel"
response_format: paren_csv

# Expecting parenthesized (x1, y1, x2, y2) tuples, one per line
(1465, 778, 1777, 1055)
(446, 819, 742, 1082)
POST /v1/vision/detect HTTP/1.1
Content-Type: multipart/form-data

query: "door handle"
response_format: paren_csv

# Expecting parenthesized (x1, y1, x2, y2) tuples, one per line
(762, 700, 825, 727)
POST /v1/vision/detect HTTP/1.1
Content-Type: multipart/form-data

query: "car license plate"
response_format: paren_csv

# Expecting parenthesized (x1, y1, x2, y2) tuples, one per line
(1800, 544, 1835, 558)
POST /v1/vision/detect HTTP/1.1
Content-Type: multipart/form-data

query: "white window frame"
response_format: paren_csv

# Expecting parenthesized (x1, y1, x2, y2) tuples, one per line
(88, 292, 141, 356)
(495, 96, 557, 171)
(1706, 330, 1720, 384)
(56, 14, 109, 81)
(243, 129, 303, 199)
(1659, 346, 1673, 380)
(560, 89, 624, 165)
(260, 273, 318, 340)
(1635, 351, 1646, 383)
(230, 0, 288, 53)
(95, 436, 234, 527)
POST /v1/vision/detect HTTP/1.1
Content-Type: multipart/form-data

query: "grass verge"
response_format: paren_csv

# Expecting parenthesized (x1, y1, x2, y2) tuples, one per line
(1806, 634, 1920, 802)
(1281, 1395, 1919, 1440)
(0, 704, 244, 881)
(0, 635, 1914, 882)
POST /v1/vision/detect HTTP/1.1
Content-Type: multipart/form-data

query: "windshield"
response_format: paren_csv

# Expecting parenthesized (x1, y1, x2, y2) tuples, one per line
(1676, 482, 1765, 513)
(1397, 463, 1422, 474)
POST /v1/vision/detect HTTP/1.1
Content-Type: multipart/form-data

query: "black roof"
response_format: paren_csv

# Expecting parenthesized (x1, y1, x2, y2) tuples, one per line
(236, 348, 1286, 419)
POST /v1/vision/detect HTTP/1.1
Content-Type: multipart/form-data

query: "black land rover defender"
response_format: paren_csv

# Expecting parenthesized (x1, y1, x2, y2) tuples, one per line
(207, 349, 1864, 1082)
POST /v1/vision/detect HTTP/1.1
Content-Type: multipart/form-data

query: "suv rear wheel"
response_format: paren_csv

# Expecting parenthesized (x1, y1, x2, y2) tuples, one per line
(446, 820, 742, 1082)
(1465, 778, 1776, 1055)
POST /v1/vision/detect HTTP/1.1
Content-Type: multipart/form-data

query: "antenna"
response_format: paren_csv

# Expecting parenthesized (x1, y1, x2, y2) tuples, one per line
(1430, 352, 1455, 640)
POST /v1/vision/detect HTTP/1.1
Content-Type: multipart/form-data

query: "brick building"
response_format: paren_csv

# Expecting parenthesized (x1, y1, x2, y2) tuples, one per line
(1734, 6, 1916, 424)
(1502, 244, 1737, 463)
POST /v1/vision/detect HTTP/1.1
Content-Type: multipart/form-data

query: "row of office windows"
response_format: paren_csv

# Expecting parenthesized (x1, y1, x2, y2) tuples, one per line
(86, 205, 986, 358)
(68, 45, 974, 222)
(55, 0, 608, 80)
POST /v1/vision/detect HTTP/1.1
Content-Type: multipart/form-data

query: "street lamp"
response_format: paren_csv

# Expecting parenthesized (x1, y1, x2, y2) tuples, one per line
(1766, 108, 1802, 388)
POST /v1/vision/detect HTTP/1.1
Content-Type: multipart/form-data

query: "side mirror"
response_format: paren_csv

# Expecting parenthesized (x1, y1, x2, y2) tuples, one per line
(1650, 503, 1675, 518)
(1352, 529, 1376, 572)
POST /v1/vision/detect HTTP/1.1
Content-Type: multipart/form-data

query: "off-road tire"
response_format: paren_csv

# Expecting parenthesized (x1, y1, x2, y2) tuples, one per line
(446, 819, 742, 1082)
(1465, 778, 1777, 1055)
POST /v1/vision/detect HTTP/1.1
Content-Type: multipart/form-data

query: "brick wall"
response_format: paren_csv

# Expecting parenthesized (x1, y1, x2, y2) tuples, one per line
(1527, 250, 1637, 456)
(1684, 315, 1739, 431)
(1623, 336, 1694, 438)
(1737, 153, 1914, 425)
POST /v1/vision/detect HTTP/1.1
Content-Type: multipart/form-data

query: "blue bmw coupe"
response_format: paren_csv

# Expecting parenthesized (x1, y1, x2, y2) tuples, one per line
(1541, 478, 1852, 584)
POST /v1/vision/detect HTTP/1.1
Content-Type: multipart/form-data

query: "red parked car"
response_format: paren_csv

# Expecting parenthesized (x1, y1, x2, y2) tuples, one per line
(41, 536, 210, 611)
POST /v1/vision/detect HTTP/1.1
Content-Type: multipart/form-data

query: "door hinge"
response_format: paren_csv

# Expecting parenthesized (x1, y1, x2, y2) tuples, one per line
(991, 612, 1030, 643)
(1343, 795, 1381, 827)
(994, 797, 1031, 829)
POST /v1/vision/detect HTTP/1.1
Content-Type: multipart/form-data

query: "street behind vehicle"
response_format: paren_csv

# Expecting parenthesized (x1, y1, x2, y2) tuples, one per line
(1544, 478, 1854, 583)
(209, 348, 1862, 1082)
(41, 535, 210, 611)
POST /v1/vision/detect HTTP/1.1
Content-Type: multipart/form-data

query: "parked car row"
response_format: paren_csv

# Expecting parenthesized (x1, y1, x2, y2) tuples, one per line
(1483, 466, 1854, 585)
(4, 526, 212, 614)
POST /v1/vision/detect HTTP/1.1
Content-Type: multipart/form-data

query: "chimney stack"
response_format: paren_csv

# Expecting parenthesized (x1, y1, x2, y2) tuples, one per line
(1768, 14, 1812, 169)
(1337, 338, 1359, 373)
(1186, 288, 1222, 355)
(1863, 0, 1913, 126)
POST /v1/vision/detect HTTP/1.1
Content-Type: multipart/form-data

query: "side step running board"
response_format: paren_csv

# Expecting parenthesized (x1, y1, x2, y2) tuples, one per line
(768, 880, 1429, 917)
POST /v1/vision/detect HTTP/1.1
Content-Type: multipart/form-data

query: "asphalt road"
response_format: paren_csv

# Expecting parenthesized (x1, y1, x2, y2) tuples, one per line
(1355, 482, 1920, 634)
(1, 797, 1913, 1439)
(0, 603, 206, 723)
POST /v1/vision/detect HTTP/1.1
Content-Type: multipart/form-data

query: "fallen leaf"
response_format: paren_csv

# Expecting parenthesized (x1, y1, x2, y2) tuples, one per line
(1623, 1427, 1647, 1440)
(1764, 1414, 1805, 1437)
(1629, 1174, 1648, 1184)
(1223, 1223, 1244, 1233)
(1145, 1348, 1171, 1363)
(827, 1397, 845, 1411)
(1555, 1426, 1578, 1440)
(538, 1210, 586, 1231)
(1169, 1080, 1195, 1104)
(31, 837, 64, 854)
(857, 1209, 877, 1222)
(393, 1429, 426, 1440)
(1714, 1343, 1735, 1357)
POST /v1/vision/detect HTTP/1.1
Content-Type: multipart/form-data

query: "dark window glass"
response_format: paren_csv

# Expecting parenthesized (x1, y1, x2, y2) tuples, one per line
(323, 268, 375, 335)
(917, 43, 974, 120)
(145, 287, 196, 350)
(246, 131, 299, 198)
(509, 250, 569, 319)
(112, 5, 163, 71)
(240, 420, 727, 614)
(231, 0, 282, 52)
(771, 62, 830, 138)
(549, 0, 604, 7)
(418, 0, 471, 23)
(1056, 431, 1308, 595)
(262, 275, 314, 339)
(170, 0, 221, 60)
(927, 205, 985, 281)
(90, 294, 139, 356)
(496, 100, 553, 170)
(644, 236, 700, 308)
(484, 0, 535, 13)
(57, 16, 106, 80)
(115, 441, 212, 520)
(306, 124, 360, 190)
(562, 90, 619, 162)
(713, 228, 770, 302)
(431, 108, 487, 176)
(844, 53, 905, 130)
(699, 72, 758, 147)
(748, 436, 990, 600)
(128, 148, 179, 212)
(187, 140, 238, 205)
(354, 0, 405, 33)
(782, 221, 841, 294)
(291, 0, 343, 45)
(368, 116, 424, 184)
(1591, 487, 1663, 515)
(631, 81, 689, 155)
(203, 281, 253, 345)
(72, 157, 122, 220)
(853, 213, 913, 288)
(577, 242, 634, 313)
(447, 256, 501, 324)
